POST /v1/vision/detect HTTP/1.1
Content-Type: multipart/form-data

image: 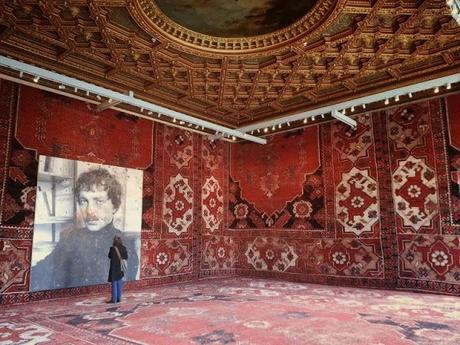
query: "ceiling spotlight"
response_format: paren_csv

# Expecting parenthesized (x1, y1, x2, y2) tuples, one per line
(108, 98, 112, 103)
(303, 118, 308, 124)
(58, 84, 65, 89)
(232, 136, 236, 141)
(179, 121, 185, 125)
(287, 122, 291, 126)
(384, 98, 389, 105)
(312, 116, 316, 121)
(86, 90, 90, 96)
(250, 130, 254, 134)
(201, 126, 204, 130)
(272, 125, 276, 130)
(96, 95, 101, 100)
(351, 106, 355, 112)
(188, 123, 193, 127)
(257, 129, 261, 133)
(408, 92, 413, 98)
(140, 107, 144, 112)
(395, 95, 400, 102)
(195, 125, 200, 129)
(264, 127, 268, 133)
(362, 104, 366, 109)
(19, 71, 24, 78)
(33, 76, 40, 83)
(157, 113, 162, 118)
(434, 86, 440, 94)
(278, 123, 282, 129)
(447, 83, 452, 90)
(321, 113, 325, 118)
(148, 111, 153, 115)
(74, 87, 78, 93)
(173, 118, 177, 123)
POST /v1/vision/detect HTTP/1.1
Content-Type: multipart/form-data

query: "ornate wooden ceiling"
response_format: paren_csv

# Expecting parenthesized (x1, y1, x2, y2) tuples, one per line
(0, 0, 459, 129)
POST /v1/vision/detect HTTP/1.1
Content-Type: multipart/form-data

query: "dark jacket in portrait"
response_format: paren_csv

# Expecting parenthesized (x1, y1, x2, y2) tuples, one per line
(108, 244, 127, 282)
(30, 222, 138, 291)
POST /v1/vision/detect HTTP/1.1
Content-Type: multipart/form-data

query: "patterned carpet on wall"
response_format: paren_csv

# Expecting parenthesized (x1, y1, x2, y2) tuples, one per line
(1, 278, 459, 345)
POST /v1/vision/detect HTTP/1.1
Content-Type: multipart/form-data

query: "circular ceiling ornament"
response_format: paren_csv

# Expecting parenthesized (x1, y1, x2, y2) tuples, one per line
(153, 0, 319, 38)
(129, 0, 340, 58)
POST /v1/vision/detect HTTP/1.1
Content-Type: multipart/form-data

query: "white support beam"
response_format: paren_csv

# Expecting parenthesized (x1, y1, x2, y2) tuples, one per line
(237, 73, 460, 132)
(331, 110, 358, 128)
(96, 99, 121, 112)
(332, 110, 357, 128)
(0, 55, 266, 144)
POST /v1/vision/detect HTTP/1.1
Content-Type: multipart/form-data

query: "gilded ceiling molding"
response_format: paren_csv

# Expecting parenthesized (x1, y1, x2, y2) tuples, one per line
(128, 0, 343, 58)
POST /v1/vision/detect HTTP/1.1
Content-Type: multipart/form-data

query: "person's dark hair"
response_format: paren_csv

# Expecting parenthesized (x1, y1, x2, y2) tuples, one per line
(75, 168, 122, 210)
(113, 235, 123, 247)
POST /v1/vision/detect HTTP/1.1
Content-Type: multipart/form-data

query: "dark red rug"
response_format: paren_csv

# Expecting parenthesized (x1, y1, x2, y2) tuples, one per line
(1, 278, 459, 344)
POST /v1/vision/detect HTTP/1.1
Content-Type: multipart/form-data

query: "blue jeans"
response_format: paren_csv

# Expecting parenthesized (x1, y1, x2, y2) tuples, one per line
(111, 279, 123, 302)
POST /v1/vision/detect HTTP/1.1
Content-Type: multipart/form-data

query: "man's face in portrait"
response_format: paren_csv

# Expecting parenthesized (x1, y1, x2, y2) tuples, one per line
(77, 186, 117, 231)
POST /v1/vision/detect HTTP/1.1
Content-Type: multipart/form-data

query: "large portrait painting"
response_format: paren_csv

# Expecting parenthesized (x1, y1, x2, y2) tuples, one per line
(30, 156, 143, 291)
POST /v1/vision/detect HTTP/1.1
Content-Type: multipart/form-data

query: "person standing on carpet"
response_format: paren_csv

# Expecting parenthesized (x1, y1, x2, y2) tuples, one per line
(108, 235, 127, 303)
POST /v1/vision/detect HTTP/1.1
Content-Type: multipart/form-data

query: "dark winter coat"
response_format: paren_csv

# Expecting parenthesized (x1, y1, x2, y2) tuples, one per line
(108, 244, 127, 282)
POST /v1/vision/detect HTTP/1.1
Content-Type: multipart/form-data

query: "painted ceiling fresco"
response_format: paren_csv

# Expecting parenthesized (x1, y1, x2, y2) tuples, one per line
(153, 0, 318, 37)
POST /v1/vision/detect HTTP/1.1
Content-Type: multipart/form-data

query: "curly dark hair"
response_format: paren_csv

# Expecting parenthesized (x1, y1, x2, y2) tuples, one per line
(75, 168, 122, 210)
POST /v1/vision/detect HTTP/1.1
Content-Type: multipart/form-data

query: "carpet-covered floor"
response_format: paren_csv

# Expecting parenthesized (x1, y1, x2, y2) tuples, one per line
(1, 278, 459, 345)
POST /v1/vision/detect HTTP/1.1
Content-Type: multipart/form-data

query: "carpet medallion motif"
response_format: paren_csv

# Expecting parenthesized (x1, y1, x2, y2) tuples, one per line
(387, 104, 429, 151)
(229, 167, 324, 229)
(202, 176, 224, 233)
(0, 320, 53, 344)
(163, 174, 194, 236)
(0, 239, 31, 293)
(165, 126, 193, 170)
(141, 239, 192, 277)
(333, 115, 373, 162)
(245, 237, 298, 272)
(393, 155, 439, 231)
(1, 141, 37, 229)
(336, 167, 379, 236)
(399, 234, 460, 282)
(202, 138, 224, 173)
(202, 236, 237, 269)
(305, 238, 382, 277)
(230, 127, 320, 218)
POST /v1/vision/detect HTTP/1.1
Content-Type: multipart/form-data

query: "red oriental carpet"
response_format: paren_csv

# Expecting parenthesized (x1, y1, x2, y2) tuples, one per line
(1, 278, 459, 345)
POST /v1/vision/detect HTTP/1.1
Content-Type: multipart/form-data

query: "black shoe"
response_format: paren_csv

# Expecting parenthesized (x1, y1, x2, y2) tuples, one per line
(105, 300, 115, 304)
(117, 300, 121, 303)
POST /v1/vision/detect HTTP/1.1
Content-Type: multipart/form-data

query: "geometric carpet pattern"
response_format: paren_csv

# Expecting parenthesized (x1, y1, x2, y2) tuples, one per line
(1, 278, 459, 345)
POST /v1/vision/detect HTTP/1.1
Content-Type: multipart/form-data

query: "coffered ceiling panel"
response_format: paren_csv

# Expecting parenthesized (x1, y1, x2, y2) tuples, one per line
(0, 0, 459, 129)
